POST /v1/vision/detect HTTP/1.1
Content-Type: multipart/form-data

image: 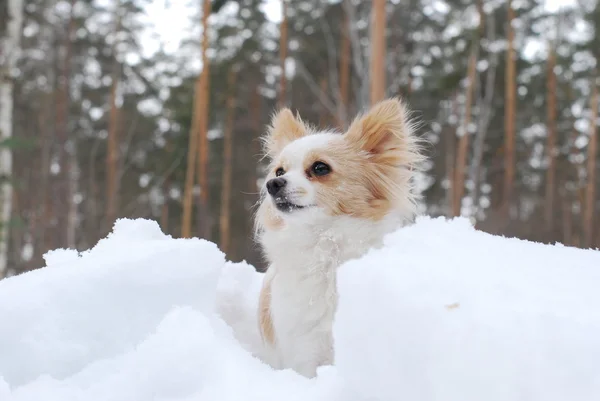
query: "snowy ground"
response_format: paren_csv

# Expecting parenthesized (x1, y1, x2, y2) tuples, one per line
(1, 217, 599, 401)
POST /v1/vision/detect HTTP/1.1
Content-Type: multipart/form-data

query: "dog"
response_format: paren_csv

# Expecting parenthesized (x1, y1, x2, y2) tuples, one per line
(254, 98, 423, 378)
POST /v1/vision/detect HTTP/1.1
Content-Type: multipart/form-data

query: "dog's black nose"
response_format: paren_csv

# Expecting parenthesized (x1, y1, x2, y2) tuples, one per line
(266, 177, 286, 196)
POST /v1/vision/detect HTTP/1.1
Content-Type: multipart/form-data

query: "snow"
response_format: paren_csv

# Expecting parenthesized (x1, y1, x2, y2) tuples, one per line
(334, 217, 600, 400)
(1, 217, 599, 401)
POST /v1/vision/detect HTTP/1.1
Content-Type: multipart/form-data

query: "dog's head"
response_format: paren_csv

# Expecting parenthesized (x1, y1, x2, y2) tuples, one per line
(255, 98, 423, 232)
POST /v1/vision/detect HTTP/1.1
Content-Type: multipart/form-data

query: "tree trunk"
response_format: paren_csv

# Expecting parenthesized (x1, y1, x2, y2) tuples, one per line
(66, 136, 79, 249)
(583, 75, 598, 247)
(161, 141, 172, 234)
(105, 77, 120, 232)
(195, 0, 212, 240)
(29, 92, 52, 270)
(278, 0, 288, 108)
(248, 82, 261, 199)
(338, 4, 350, 127)
(562, 197, 572, 246)
(182, 0, 211, 238)
(53, 0, 76, 250)
(319, 77, 329, 126)
(219, 68, 238, 254)
(181, 78, 201, 238)
(502, 0, 517, 218)
(544, 43, 557, 233)
(369, 0, 386, 105)
(106, 0, 122, 233)
(446, 93, 459, 216)
(196, 0, 211, 239)
(0, 0, 23, 277)
(453, 47, 478, 217)
(469, 6, 496, 213)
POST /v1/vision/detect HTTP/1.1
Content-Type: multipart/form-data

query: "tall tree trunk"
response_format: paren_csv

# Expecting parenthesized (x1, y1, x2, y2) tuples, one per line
(446, 93, 459, 216)
(37, 5, 58, 264)
(106, 0, 122, 233)
(106, 77, 120, 231)
(66, 138, 78, 249)
(338, 4, 350, 127)
(369, 0, 386, 104)
(583, 75, 598, 247)
(544, 43, 557, 233)
(469, 6, 496, 212)
(502, 0, 517, 218)
(160, 191, 169, 233)
(319, 77, 329, 126)
(278, 0, 288, 108)
(195, 0, 212, 239)
(561, 85, 580, 247)
(219, 68, 238, 254)
(160, 141, 172, 234)
(29, 93, 52, 270)
(453, 46, 478, 217)
(53, 0, 76, 250)
(0, 0, 23, 277)
(182, 0, 211, 238)
(181, 79, 201, 238)
(65, 0, 82, 249)
(248, 82, 261, 199)
(596, 214, 600, 248)
(562, 197, 572, 246)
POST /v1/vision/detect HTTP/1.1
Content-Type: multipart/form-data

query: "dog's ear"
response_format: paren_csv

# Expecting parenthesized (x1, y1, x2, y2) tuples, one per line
(344, 98, 411, 163)
(262, 108, 308, 158)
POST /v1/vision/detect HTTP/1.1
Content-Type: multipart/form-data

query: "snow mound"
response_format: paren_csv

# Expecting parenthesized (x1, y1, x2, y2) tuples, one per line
(0, 217, 599, 401)
(334, 217, 600, 401)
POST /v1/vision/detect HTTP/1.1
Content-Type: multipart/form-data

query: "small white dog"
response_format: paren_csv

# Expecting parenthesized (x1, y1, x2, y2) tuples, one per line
(254, 98, 423, 378)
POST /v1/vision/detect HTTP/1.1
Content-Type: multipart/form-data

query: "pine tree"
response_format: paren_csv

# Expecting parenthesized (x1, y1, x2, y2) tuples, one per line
(0, 0, 23, 277)
(502, 0, 516, 218)
(369, 0, 386, 104)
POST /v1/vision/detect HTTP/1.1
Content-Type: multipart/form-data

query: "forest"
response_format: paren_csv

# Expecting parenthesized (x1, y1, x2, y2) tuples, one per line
(0, 0, 598, 276)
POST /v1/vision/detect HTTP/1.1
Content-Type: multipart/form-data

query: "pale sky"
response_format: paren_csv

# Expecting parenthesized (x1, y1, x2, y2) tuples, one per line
(139, 0, 281, 58)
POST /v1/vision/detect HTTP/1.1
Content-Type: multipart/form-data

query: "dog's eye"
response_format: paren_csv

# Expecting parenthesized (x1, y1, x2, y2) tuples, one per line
(275, 167, 285, 177)
(311, 161, 331, 177)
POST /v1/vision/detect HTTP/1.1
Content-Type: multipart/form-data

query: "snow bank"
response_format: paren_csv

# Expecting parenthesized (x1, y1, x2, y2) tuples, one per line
(0, 217, 599, 401)
(334, 217, 600, 401)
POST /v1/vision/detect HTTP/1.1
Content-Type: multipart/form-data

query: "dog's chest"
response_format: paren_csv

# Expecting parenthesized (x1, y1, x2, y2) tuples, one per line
(260, 216, 399, 376)
(268, 261, 337, 374)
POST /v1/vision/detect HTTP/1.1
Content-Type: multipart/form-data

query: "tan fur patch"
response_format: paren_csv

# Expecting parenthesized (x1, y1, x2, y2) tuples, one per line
(264, 108, 308, 158)
(258, 273, 276, 345)
(290, 98, 423, 221)
(302, 144, 391, 220)
(346, 99, 408, 156)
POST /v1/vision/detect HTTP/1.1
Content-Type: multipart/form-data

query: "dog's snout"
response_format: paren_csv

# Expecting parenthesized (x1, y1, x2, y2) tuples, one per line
(266, 177, 287, 196)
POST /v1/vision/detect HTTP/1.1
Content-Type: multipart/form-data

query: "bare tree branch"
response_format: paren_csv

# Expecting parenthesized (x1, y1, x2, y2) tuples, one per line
(317, 3, 342, 117)
(469, 12, 498, 214)
(343, 0, 369, 109)
(295, 60, 339, 117)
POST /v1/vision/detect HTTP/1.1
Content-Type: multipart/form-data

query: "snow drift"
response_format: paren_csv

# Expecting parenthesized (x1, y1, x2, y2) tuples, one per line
(0, 217, 599, 401)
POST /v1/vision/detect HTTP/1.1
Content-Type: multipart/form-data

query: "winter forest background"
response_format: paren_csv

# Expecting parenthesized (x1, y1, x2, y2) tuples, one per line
(0, 0, 598, 277)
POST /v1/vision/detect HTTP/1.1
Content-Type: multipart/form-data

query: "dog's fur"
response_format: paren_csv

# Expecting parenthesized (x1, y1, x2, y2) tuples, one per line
(254, 98, 423, 378)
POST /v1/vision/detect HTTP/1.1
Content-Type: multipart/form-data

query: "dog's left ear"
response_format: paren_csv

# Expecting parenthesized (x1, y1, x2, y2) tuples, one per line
(263, 108, 308, 158)
(345, 98, 410, 162)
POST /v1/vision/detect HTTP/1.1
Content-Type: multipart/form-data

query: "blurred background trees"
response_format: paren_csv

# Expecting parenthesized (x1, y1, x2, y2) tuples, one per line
(0, 0, 598, 276)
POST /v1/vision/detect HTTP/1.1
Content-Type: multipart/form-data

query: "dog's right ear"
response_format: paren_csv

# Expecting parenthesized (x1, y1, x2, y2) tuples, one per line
(262, 108, 308, 158)
(344, 98, 408, 158)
